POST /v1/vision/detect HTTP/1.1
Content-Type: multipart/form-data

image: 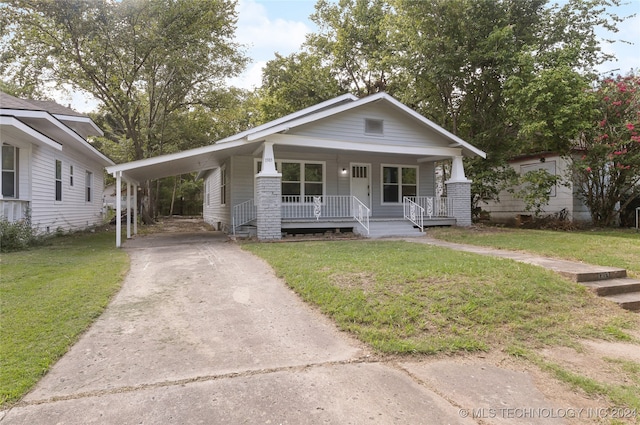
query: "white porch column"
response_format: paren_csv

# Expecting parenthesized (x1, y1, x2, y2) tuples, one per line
(133, 184, 138, 235)
(126, 180, 131, 239)
(256, 141, 282, 240)
(445, 155, 473, 227)
(115, 172, 122, 248)
(449, 155, 470, 182)
(260, 141, 278, 175)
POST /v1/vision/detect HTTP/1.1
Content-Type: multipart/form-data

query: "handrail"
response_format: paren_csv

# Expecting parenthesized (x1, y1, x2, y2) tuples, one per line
(403, 197, 424, 231)
(352, 196, 370, 235)
(412, 196, 453, 218)
(232, 199, 256, 235)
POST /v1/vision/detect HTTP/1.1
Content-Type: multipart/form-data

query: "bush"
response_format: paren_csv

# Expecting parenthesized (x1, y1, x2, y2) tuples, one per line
(0, 217, 41, 252)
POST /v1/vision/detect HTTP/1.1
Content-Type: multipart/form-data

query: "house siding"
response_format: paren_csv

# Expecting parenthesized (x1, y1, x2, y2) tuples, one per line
(481, 155, 590, 224)
(29, 143, 105, 233)
(293, 102, 452, 148)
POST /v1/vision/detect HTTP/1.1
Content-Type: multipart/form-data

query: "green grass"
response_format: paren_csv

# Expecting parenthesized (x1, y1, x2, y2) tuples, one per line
(243, 240, 638, 354)
(535, 356, 640, 414)
(0, 229, 129, 407)
(428, 227, 640, 277)
(244, 239, 640, 418)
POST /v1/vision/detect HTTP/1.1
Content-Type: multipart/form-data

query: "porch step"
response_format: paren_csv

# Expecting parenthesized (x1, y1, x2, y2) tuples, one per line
(367, 220, 424, 239)
(602, 291, 640, 312)
(581, 278, 640, 296)
(581, 277, 640, 312)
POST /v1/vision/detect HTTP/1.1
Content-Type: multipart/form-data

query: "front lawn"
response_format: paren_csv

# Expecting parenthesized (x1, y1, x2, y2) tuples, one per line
(244, 240, 638, 354)
(428, 227, 640, 277)
(0, 230, 129, 407)
(244, 239, 640, 414)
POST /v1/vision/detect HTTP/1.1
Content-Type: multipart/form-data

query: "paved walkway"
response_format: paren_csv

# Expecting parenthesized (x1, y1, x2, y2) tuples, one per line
(408, 237, 626, 282)
(2, 230, 622, 424)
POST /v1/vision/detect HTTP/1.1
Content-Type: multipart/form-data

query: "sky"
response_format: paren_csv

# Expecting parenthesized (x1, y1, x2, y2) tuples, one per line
(60, 0, 640, 113)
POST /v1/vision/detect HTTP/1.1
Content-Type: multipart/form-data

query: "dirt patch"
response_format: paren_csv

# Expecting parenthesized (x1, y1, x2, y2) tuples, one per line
(540, 339, 640, 387)
(140, 216, 216, 234)
(331, 272, 377, 293)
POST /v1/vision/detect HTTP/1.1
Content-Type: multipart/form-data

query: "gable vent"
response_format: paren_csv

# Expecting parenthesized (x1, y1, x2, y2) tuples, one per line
(364, 118, 384, 135)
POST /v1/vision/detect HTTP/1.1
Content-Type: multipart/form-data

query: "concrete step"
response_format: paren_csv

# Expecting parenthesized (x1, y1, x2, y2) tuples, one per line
(556, 266, 627, 283)
(581, 278, 640, 296)
(603, 291, 640, 311)
(368, 221, 424, 238)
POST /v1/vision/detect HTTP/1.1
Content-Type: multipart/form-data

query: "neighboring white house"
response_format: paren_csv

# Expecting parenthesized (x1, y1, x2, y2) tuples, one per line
(0, 91, 114, 233)
(481, 152, 591, 224)
(106, 93, 486, 245)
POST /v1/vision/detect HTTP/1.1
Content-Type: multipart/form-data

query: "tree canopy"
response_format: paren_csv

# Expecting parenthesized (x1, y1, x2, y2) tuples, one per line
(1, 0, 248, 220)
(259, 0, 630, 217)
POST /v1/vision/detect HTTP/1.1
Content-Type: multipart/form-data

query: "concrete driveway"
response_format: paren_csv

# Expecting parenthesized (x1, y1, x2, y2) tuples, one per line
(2, 229, 567, 424)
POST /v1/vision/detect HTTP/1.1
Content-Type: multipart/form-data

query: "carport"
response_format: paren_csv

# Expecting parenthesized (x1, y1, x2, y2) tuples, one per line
(105, 138, 262, 247)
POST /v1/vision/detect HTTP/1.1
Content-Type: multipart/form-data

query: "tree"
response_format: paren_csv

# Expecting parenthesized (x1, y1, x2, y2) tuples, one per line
(306, 0, 392, 97)
(257, 52, 345, 122)
(387, 0, 626, 211)
(1, 0, 247, 221)
(573, 73, 640, 227)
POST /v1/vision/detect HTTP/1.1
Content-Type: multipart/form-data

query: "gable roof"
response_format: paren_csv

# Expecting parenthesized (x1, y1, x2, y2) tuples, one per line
(106, 93, 486, 183)
(0, 91, 113, 166)
(245, 92, 485, 158)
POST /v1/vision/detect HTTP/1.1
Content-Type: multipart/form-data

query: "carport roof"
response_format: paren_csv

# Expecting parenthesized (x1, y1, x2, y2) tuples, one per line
(106, 138, 262, 184)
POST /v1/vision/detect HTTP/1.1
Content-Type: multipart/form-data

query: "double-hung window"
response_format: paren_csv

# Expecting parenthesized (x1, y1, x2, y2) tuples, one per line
(86, 171, 93, 202)
(55, 159, 62, 201)
(281, 161, 323, 202)
(220, 166, 227, 205)
(256, 160, 325, 202)
(2, 144, 17, 198)
(382, 165, 417, 203)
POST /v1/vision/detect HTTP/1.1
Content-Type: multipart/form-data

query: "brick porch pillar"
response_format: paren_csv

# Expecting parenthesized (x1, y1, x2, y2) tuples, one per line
(256, 142, 282, 240)
(445, 155, 472, 227)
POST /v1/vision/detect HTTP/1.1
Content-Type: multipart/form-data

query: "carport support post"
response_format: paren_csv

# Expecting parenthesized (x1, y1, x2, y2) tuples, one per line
(256, 142, 282, 240)
(115, 172, 122, 248)
(126, 180, 132, 239)
(445, 155, 473, 227)
(133, 184, 138, 235)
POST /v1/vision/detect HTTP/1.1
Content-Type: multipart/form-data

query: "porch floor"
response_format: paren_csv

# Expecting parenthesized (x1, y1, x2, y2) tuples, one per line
(281, 217, 456, 238)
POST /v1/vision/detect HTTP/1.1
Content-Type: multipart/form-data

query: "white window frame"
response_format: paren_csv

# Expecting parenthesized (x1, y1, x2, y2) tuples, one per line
(380, 164, 419, 205)
(1, 144, 17, 198)
(220, 165, 227, 206)
(254, 159, 326, 203)
(85, 170, 93, 203)
(55, 159, 62, 202)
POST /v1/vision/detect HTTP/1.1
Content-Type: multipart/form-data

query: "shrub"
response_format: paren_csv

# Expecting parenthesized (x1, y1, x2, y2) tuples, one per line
(0, 216, 41, 252)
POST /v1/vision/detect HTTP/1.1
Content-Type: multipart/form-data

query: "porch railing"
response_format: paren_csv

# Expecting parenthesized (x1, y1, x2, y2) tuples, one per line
(232, 198, 256, 235)
(232, 196, 370, 235)
(281, 195, 352, 219)
(411, 196, 453, 218)
(352, 196, 370, 235)
(0, 200, 30, 222)
(403, 197, 424, 231)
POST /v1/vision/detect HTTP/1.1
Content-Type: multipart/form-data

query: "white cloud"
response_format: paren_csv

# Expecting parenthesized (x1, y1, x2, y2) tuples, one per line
(230, 0, 311, 89)
(228, 60, 267, 90)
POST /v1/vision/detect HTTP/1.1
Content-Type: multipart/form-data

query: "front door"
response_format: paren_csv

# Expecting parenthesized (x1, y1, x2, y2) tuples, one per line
(350, 163, 371, 214)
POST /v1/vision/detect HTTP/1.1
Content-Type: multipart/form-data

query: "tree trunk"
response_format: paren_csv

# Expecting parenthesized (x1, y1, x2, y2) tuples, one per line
(169, 177, 178, 216)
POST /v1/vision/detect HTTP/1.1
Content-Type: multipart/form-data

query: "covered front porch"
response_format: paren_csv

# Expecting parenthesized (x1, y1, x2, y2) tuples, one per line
(232, 194, 456, 238)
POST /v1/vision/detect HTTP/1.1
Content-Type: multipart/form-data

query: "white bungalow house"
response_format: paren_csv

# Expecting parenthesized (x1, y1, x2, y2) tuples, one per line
(106, 93, 486, 246)
(480, 152, 591, 224)
(0, 91, 114, 233)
